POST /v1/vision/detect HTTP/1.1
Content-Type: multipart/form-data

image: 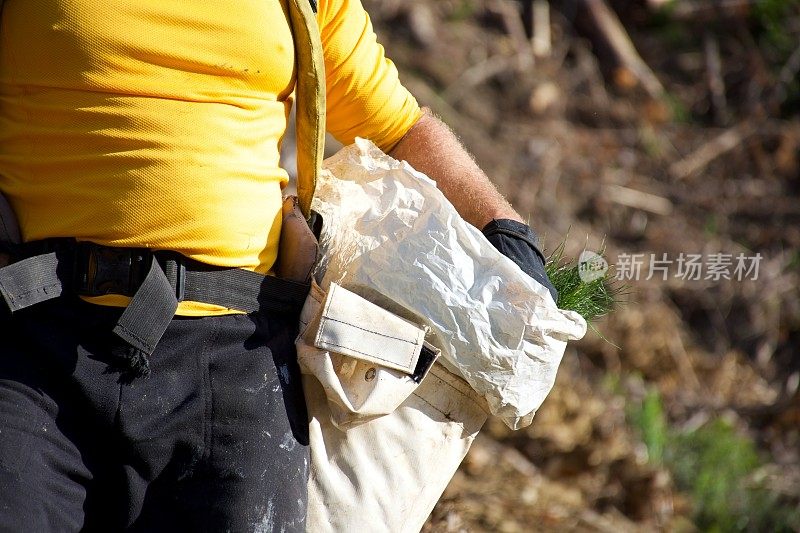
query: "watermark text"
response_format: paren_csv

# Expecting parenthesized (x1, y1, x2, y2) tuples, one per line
(614, 252, 762, 281)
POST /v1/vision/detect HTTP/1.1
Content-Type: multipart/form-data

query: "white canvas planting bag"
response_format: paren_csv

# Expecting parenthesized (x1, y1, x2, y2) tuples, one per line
(298, 139, 587, 532)
(298, 281, 487, 532)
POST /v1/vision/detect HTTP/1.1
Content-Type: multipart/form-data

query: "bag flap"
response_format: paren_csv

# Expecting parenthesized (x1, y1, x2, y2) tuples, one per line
(314, 283, 426, 374)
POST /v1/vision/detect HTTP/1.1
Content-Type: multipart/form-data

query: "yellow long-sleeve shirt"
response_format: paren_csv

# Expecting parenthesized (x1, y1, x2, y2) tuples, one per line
(0, 0, 421, 314)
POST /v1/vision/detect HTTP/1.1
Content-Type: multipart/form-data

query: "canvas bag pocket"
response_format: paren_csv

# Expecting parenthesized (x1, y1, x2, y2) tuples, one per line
(304, 361, 489, 533)
(297, 281, 439, 430)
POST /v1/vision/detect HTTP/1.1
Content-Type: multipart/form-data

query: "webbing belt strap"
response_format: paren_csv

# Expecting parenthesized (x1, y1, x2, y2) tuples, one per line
(112, 257, 178, 354)
(112, 259, 310, 354)
(0, 252, 63, 311)
(0, 242, 310, 357)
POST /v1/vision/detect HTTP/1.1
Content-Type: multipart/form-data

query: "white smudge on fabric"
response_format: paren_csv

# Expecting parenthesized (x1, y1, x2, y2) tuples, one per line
(278, 364, 290, 385)
(279, 432, 296, 452)
(253, 500, 274, 533)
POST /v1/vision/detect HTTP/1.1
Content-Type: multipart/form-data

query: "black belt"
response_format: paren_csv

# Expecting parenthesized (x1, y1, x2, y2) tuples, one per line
(0, 239, 310, 378)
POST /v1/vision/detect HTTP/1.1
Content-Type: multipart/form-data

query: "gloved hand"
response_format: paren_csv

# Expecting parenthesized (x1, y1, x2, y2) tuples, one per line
(482, 219, 558, 302)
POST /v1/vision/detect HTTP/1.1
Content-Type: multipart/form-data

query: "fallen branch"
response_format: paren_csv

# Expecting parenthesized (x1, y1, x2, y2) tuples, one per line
(667, 332, 703, 392)
(669, 122, 756, 180)
(768, 41, 800, 113)
(442, 55, 514, 104)
(487, 0, 535, 67)
(647, 0, 755, 21)
(573, 39, 612, 108)
(704, 31, 729, 125)
(531, 0, 552, 58)
(603, 183, 673, 215)
(406, 3, 437, 49)
(573, 0, 665, 99)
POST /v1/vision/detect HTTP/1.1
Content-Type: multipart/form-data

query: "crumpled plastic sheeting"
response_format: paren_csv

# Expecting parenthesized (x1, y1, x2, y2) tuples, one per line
(312, 138, 587, 429)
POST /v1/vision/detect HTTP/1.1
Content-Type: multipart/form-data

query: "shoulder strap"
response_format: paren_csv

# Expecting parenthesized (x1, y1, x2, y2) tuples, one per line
(287, 0, 326, 219)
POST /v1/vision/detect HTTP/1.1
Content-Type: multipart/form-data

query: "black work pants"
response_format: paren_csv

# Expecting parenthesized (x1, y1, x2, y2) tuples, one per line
(0, 297, 309, 532)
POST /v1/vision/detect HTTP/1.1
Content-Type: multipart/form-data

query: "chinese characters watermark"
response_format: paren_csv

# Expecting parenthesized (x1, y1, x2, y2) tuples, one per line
(614, 252, 762, 281)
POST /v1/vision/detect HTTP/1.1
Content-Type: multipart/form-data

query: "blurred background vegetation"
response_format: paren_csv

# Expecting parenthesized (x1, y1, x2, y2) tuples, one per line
(356, 0, 800, 530)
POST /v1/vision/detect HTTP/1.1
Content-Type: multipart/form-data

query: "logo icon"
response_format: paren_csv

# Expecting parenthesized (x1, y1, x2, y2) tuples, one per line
(578, 250, 609, 283)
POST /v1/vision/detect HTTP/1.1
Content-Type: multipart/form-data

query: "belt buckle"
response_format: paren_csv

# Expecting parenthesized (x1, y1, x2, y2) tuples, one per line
(76, 242, 150, 297)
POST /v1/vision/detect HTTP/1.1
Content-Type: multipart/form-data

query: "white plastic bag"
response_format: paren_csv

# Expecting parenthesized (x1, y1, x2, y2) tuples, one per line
(310, 138, 586, 429)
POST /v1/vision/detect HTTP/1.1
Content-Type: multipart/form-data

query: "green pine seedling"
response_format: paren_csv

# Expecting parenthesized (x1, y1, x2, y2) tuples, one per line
(545, 241, 625, 323)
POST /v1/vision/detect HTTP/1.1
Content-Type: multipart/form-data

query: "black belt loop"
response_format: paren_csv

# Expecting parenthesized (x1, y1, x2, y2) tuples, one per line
(161, 257, 186, 302)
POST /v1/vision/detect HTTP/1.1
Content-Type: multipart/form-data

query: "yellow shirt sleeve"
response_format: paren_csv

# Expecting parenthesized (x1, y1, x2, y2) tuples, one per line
(317, 0, 423, 151)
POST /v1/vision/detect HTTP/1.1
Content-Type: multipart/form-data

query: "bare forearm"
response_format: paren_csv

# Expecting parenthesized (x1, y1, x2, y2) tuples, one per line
(388, 109, 523, 229)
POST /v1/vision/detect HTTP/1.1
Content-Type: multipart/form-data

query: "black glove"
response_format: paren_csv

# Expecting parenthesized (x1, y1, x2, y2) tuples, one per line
(482, 219, 558, 302)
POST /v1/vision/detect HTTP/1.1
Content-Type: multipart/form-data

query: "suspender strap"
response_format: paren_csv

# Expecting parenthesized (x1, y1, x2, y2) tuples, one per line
(287, 0, 326, 218)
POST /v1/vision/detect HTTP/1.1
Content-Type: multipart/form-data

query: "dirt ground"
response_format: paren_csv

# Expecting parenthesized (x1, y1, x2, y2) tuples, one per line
(358, 0, 800, 530)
